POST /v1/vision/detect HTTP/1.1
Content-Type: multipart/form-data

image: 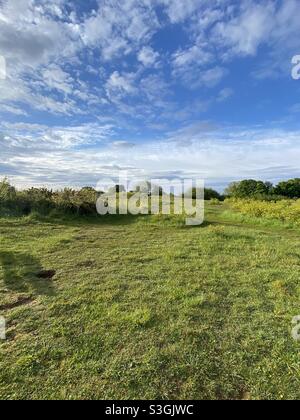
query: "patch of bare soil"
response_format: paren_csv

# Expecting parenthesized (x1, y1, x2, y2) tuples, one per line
(37, 270, 56, 279)
(0, 296, 33, 311)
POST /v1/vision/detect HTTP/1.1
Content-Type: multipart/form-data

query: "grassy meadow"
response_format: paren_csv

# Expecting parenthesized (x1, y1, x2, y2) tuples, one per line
(0, 202, 300, 400)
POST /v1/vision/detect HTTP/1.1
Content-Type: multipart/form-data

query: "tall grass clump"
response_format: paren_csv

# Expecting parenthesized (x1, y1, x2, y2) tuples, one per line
(226, 198, 300, 225)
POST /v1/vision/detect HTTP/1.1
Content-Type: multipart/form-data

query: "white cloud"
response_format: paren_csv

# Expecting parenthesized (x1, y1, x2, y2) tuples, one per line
(171, 42, 225, 88)
(0, 0, 83, 114)
(212, 0, 300, 72)
(198, 66, 227, 88)
(173, 45, 213, 68)
(271, 0, 300, 47)
(216, 87, 234, 102)
(214, 2, 275, 57)
(0, 74, 77, 115)
(173, 61, 227, 89)
(81, 0, 159, 60)
(161, 0, 202, 23)
(138, 46, 160, 67)
(41, 64, 74, 95)
(2, 124, 300, 190)
(0, 0, 79, 68)
(1, 121, 115, 150)
(106, 71, 137, 100)
(1, 0, 300, 191)
(140, 74, 170, 102)
(170, 0, 300, 85)
(0, 104, 28, 116)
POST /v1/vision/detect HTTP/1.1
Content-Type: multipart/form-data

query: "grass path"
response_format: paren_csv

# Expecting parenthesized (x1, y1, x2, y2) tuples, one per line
(0, 204, 300, 399)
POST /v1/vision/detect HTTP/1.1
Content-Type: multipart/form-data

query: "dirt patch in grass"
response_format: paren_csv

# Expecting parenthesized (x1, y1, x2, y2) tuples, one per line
(0, 296, 34, 311)
(37, 270, 56, 279)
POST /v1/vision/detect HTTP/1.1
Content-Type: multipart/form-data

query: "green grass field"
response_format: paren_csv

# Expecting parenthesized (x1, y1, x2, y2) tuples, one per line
(1, 203, 300, 400)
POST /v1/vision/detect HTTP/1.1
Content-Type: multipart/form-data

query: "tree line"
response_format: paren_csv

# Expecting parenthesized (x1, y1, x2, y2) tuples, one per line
(225, 178, 300, 200)
(1, 177, 300, 217)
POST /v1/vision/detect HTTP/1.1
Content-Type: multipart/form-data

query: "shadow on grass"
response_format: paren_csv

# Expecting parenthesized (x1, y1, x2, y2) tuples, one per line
(28, 212, 149, 228)
(0, 251, 56, 296)
(0, 212, 215, 230)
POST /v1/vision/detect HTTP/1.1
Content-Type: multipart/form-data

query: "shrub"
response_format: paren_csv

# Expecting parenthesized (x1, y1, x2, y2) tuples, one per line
(0, 178, 19, 216)
(0, 180, 100, 218)
(227, 198, 300, 225)
(0, 178, 16, 200)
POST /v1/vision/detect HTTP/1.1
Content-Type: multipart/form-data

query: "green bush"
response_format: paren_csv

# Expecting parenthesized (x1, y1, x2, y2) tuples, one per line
(227, 198, 300, 225)
(0, 179, 100, 218)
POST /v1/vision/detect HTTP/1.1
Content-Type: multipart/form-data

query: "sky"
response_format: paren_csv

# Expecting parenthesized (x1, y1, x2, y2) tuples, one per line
(0, 0, 300, 191)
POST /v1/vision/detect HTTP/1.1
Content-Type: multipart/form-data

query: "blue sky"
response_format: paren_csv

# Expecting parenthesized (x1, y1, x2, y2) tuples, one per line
(0, 0, 300, 191)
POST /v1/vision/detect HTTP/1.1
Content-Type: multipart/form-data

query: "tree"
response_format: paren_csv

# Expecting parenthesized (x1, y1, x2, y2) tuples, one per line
(204, 188, 222, 201)
(225, 180, 271, 198)
(186, 187, 222, 200)
(0, 178, 16, 200)
(264, 182, 274, 194)
(274, 178, 300, 198)
(224, 182, 240, 198)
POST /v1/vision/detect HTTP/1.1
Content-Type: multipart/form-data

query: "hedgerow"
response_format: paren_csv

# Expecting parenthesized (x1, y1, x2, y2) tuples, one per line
(0, 179, 99, 217)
